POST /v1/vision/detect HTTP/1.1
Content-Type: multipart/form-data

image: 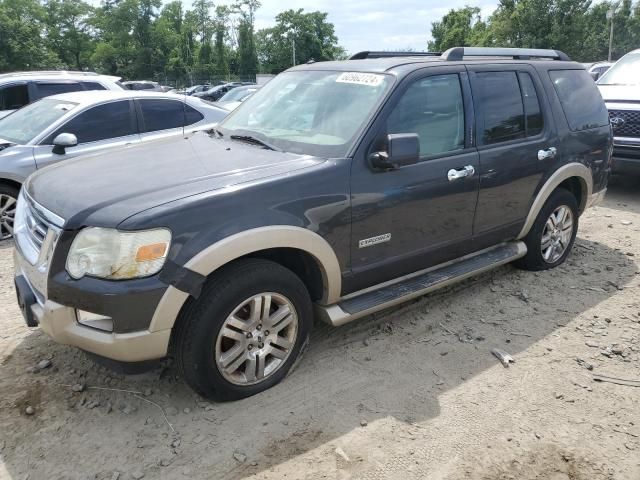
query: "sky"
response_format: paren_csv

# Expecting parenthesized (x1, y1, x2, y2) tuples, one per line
(220, 0, 500, 54)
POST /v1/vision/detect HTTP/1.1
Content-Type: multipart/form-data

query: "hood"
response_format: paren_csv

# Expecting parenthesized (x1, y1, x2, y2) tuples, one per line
(26, 131, 324, 228)
(597, 84, 640, 103)
(0, 110, 14, 121)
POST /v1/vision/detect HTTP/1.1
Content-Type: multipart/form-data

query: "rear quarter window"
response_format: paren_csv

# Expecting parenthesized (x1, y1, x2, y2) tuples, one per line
(549, 69, 609, 131)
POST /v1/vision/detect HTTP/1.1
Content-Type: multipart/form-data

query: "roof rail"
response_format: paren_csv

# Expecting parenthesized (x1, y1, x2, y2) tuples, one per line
(0, 70, 100, 79)
(350, 51, 441, 60)
(441, 47, 571, 62)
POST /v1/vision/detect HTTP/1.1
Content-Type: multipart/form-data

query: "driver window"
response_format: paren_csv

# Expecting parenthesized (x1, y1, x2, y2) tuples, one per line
(386, 74, 465, 157)
(45, 100, 136, 145)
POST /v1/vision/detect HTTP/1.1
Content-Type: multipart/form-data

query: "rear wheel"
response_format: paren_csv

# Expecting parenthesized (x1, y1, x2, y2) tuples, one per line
(0, 184, 19, 241)
(515, 188, 579, 271)
(175, 258, 312, 401)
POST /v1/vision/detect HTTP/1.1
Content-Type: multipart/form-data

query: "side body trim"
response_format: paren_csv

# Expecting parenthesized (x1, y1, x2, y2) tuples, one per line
(516, 163, 592, 240)
(149, 226, 342, 332)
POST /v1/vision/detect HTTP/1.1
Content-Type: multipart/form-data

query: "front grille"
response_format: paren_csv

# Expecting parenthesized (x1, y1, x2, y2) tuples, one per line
(25, 205, 49, 252)
(609, 109, 640, 138)
(15, 192, 63, 267)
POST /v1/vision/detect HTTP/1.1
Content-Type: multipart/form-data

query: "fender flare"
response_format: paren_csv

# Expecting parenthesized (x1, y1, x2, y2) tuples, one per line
(516, 163, 592, 240)
(149, 226, 342, 332)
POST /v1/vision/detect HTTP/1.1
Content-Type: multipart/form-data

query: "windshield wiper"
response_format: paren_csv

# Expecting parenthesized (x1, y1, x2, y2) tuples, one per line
(230, 134, 279, 151)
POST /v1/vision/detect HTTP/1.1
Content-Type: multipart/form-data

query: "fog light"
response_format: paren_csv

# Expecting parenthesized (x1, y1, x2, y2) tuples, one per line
(76, 310, 113, 332)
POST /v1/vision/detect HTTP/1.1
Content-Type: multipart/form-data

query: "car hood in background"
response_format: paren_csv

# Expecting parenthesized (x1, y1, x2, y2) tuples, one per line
(597, 84, 640, 103)
(0, 110, 14, 120)
(26, 131, 324, 228)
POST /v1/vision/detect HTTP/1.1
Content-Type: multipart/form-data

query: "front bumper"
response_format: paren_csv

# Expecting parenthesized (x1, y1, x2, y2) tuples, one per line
(611, 138, 640, 175)
(14, 248, 171, 363)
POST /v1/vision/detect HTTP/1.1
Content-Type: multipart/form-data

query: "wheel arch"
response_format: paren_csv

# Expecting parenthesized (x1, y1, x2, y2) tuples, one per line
(517, 163, 592, 240)
(149, 226, 342, 333)
(0, 178, 22, 192)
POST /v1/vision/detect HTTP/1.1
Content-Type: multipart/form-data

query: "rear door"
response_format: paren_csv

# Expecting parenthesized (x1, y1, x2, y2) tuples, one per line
(33, 100, 140, 169)
(467, 65, 557, 246)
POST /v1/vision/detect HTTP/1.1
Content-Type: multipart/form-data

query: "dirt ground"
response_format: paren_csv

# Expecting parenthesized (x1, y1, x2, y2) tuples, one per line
(1, 176, 639, 480)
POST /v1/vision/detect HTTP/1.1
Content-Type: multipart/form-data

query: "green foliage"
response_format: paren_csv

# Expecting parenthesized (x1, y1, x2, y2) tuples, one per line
(256, 9, 342, 74)
(428, 6, 487, 51)
(0, 0, 344, 85)
(428, 0, 640, 62)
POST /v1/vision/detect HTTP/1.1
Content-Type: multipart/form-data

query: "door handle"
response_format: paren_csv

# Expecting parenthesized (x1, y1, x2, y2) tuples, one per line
(538, 147, 557, 161)
(448, 165, 475, 182)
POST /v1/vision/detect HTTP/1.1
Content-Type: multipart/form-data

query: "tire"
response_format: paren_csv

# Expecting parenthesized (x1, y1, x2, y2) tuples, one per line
(174, 258, 313, 401)
(515, 188, 579, 271)
(0, 184, 19, 241)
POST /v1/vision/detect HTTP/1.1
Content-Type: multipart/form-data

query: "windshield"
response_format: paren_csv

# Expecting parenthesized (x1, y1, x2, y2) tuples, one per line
(0, 98, 76, 144)
(220, 87, 257, 102)
(598, 52, 640, 86)
(218, 70, 393, 157)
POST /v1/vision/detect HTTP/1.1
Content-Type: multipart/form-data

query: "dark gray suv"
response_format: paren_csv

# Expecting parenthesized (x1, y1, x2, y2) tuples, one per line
(13, 47, 611, 400)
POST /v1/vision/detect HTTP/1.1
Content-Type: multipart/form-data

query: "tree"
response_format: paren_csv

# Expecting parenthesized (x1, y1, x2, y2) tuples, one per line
(428, 7, 487, 51)
(426, 0, 640, 62)
(44, 0, 94, 69)
(256, 9, 343, 73)
(214, 5, 230, 78)
(0, 0, 60, 71)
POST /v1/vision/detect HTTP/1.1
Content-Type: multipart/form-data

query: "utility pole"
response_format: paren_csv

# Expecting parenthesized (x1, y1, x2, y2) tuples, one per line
(292, 37, 296, 66)
(607, 5, 617, 62)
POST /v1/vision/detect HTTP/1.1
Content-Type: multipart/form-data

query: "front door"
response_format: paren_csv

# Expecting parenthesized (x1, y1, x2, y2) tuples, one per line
(32, 100, 140, 169)
(347, 66, 480, 293)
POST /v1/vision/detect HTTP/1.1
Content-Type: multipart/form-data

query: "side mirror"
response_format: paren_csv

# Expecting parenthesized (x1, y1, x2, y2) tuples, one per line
(369, 133, 420, 170)
(52, 133, 78, 155)
(590, 71, 600, 81)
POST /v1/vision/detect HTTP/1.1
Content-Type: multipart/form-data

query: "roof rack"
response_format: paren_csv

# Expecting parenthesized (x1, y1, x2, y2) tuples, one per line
(0, 70, 100, 79)
(350, 51, 441, 60)
(441, 47, 571, 61)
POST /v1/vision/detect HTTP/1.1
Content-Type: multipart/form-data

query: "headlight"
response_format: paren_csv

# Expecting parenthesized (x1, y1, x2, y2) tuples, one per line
(66, 227, 171, 280)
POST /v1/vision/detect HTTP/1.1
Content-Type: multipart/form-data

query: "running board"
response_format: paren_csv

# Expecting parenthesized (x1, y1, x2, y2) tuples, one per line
(316, 242, 527, 327)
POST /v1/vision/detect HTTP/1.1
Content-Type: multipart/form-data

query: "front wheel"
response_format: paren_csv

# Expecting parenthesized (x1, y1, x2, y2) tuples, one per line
(175, 259, 313, 401)
(515, 188, 579, 271)
(0, 184, 19, 241)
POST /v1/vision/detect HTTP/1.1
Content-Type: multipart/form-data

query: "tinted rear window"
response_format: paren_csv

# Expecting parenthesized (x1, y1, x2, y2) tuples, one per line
(82, 81, 107, 91)
(184, 104, 204, 125)
(36, 82, 83, 98)
(549, 69, 609, 131)
(0, 84, 29, 110)
(138, 99, 184, 132)
(473, 71, 525, 145)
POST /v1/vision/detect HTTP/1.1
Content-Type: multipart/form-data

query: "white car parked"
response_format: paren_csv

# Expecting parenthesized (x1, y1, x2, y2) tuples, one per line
(0, 71, 123, 120)
(0, 90, 228, 239)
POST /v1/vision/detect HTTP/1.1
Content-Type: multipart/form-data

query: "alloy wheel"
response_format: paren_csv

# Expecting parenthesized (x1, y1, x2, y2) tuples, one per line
(541, 205, 574, 263)
(0, 193, 16, 241)
(214, 292, 298, 386)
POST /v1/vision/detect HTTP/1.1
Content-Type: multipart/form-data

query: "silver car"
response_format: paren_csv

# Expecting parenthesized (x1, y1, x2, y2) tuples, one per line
(0, 90, 228, 240)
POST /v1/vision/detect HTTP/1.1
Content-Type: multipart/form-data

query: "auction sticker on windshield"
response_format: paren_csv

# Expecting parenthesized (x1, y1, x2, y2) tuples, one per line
(336, 72, 385, 87)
